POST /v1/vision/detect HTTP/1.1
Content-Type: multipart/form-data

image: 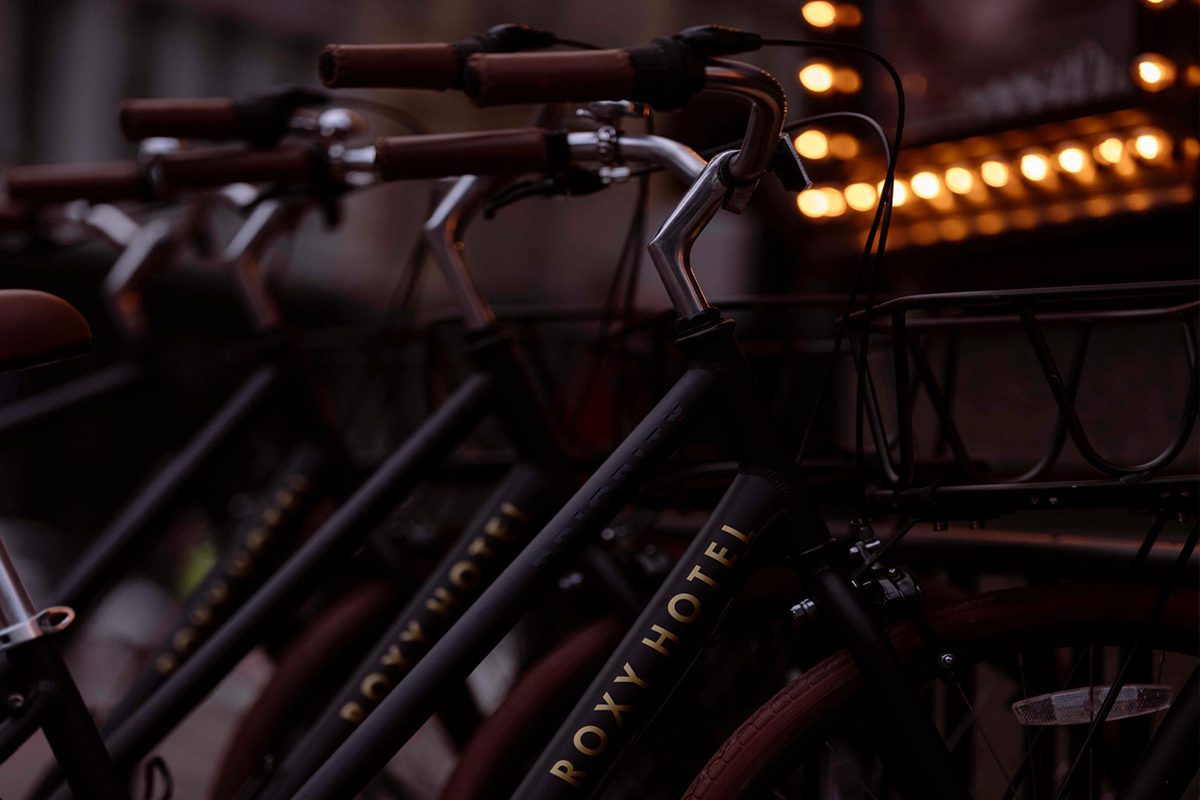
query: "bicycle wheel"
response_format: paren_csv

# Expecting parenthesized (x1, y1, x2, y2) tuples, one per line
(441, 616, 624, 800)
(209, 579, 396, 800)
(683, 583, 1198, 800)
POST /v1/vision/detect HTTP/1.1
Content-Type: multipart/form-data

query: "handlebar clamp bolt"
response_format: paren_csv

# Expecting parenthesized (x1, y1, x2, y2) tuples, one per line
(595, 126, 618, 162)
(790, 598, 817, 621)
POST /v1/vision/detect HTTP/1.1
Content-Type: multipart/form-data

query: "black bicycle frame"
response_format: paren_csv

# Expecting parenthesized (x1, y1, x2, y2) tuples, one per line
(40, 323, 572, 797)
(292, 306, 972, 800)
(100, 442, 337, 733)
(3, 635, 124, 799)
(0, 361, 145, 439)
(252, 455, 570, 798)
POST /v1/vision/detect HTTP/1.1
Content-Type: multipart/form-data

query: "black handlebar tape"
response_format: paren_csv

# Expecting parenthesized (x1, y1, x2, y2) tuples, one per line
(375, 129, 569, 180)
(319, 23, 557, 90)
(463, 38, 706, 111)
(6, 162, 151, 203)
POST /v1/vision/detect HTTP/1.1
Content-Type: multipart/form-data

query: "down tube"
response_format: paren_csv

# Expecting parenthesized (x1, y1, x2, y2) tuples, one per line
(293, 366, 721, 800)
(256, 461, 570, 800)
(77, 371, 496, 791)
(514, 472, 789, 799)
(51, 362, 281, 613)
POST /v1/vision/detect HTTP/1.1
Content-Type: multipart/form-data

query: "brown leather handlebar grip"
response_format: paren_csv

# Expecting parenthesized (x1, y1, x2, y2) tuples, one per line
(463, 50, 635, 107)
(376, 129, 553, 180)
(6, 145, 318, 203)
(6, 162, 147, 203)
(158, 144, 317, 187)
(120, 98, 240, 140)
(319, 44, 460, 90)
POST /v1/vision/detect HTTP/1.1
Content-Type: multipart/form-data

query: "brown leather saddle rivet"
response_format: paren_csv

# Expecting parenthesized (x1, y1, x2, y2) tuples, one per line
(0, 290, 92, 374)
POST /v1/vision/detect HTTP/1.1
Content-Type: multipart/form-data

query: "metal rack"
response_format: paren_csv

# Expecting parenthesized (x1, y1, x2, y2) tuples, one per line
(842, 280, 1199, 519)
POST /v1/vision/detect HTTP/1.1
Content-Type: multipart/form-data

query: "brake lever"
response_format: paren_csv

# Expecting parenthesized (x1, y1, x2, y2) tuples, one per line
(482, 168, 606, 219)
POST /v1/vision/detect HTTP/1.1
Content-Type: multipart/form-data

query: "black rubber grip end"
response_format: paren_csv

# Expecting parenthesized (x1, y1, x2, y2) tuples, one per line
(627, 38, 706, 111)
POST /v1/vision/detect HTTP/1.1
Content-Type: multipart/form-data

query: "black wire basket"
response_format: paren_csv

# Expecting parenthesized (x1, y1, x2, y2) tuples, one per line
(840, 280, 1199, 521)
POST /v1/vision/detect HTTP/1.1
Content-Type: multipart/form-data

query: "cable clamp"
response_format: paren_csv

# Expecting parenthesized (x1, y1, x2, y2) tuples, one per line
(0, 607, 75, 654)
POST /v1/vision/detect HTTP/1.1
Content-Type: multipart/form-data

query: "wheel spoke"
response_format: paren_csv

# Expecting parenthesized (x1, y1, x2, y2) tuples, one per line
(1051, 522, 1199, 800)
(1017, 652, 1040, 800)
(953, 680, 1018, 795)
(824, 740, 880, 800)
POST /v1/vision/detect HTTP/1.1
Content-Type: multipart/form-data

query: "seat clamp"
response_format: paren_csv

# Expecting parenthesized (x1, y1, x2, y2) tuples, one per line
(0, 606, 75, 654)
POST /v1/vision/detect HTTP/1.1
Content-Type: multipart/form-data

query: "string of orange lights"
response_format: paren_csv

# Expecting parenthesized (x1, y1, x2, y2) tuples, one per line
(789, 0, 1197, 249)
(796, 125, 1183, 220)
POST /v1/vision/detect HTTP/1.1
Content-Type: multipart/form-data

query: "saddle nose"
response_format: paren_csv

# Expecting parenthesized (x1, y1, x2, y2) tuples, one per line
(0, 289, 92, 373)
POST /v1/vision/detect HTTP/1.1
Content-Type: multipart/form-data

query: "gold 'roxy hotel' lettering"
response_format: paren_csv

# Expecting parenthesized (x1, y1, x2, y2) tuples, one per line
(549, 523, 755, 787)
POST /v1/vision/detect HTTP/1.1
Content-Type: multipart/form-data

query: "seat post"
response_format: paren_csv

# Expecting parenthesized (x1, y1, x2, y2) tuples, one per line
(0, 534, 125, 798)
(0, 535, 37, 629)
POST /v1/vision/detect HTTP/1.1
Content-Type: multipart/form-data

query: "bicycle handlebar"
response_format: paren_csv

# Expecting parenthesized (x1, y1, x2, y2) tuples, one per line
(375, 129, 565, 180)
(120, 99, 240, 140)
(6, 145, 321, 203)
(159, 144, 319, 187)
(320, 44, 461, 90)
(6, 162, 147, 203)
(319, 24, 557, 90)
(373, 127, 707, 185)
(462, 40, 705, 111)
(119, 87, 327, 146)
(464, 50, 635, 106)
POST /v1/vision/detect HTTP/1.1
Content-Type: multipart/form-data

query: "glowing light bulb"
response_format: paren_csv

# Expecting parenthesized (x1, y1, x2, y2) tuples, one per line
(801, 1, 837, 27)
(844, 182, 877, 211)
(939, 218, 969, 241)
(1020, 152, 1050, 182)
(820, 186, 847, 216)
(1142, 0, 1175, 7)
(797, 189, 829, 217)
(980, 160, 1010, 188)
(944, 166, 974, 194)
(828, 133, 859, 159)
(1132, 53, 1177, 91)
(910, 171, 942, 199)
(794, 130, 829, 159)
(799, 63, 835, 93)
(1094, 137, 1126, 165)
(877, 179, 908, 206)
(832, 67, 862, 93)
(976, 213, 1004, 235)
(835, 4, 863, 26)
(1133, 128, 1169, 161)
(1056, 146, 1088, 173)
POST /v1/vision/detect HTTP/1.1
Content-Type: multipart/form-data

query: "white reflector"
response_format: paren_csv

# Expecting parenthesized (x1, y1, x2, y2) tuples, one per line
(1012, 685, 1173, 726)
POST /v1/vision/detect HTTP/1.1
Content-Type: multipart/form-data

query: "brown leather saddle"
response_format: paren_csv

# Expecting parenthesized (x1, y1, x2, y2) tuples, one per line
(0, 290, 91, 373)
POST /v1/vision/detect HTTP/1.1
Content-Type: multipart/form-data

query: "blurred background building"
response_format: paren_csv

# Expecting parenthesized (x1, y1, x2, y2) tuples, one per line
(4, 0, 1193, 316)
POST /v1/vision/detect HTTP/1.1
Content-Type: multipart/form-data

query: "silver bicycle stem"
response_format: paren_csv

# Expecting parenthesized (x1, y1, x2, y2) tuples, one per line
(648, 61, 788, 319)
(423, 175, 498, 330)
(425, 131, 707, 331)
(220, 198, 305, 331)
